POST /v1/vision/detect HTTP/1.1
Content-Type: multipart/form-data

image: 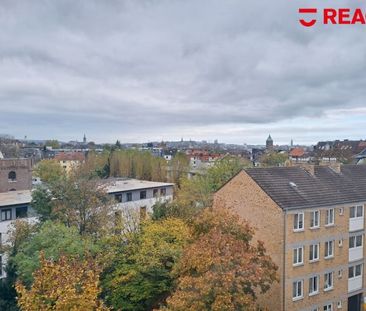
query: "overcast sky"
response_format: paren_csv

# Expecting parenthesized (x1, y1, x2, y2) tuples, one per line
(0, 0, 365, 145)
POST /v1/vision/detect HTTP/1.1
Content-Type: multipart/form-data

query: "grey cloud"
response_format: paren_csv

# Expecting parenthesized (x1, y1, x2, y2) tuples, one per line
(0, 0, 365, 143)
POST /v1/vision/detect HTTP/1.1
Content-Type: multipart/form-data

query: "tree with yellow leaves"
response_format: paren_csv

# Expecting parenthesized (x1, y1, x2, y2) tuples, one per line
(16, 252, 108, 311)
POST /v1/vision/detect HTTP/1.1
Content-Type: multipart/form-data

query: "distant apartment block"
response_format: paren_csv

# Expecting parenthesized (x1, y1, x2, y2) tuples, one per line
(105, 178, 174, 219)
(54, 151, 85, 174)
(214, 164, 366, 311)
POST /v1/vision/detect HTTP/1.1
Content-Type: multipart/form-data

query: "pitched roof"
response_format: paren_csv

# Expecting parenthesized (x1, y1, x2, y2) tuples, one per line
(245, 165, 366, 210)
(289, 147, 305, 158)
(54, 152, 85, 162)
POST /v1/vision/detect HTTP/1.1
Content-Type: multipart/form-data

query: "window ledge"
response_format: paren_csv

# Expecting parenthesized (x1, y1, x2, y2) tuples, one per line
(310, 226, 320, 230)
(293, 263, 304, 267)
(325, 223, 335, 228)
(324, 287, 333, 292)
(309, 291, 319, 297)
(325, 255, 334, 260)
(309, 259, 319, 263)
(292, 296, 303, 302)
(293, 229, 305, 233)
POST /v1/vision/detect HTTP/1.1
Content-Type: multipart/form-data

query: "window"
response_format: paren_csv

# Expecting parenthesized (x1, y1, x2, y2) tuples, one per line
(16, 206, 28, 219)
(349, 264, 363, 279)
(1, 209, 12, 221)
(153, 189, 159, 197)
(338, 269, 343, 278)
(309, 243, 319, 262)
(323, 304, 333, 311)
(310, 210, 320, 228)
(293, 247, 304, 266)
(115, 194, 122, 203)
(309, 275, 319, 295)
(140, 191, 147, 199)
(294, 213, 304, 231)
(349, 235, 363, 249)
(160, 188, 167, 196)
(324, 240, 334, 259)
(292, 280, 303, 300)
(8, 171, 16, 181)
(324, 272, 333, 291)
(350, 205, 363, 218)
(339, 208, 344, 215)
(126, 192, 132, 202)
(0, 255, 2, 276)
(337, 301, 342, 309)
(325, 208, 334, 226)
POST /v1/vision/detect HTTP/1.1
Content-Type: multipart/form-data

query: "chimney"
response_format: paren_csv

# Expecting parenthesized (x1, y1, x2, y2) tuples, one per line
(288, 161, 315, 176)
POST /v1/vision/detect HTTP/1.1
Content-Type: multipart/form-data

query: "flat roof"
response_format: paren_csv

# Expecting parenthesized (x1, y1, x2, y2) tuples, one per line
(0, 190, 32, 207)
(104, 178, 174, 194)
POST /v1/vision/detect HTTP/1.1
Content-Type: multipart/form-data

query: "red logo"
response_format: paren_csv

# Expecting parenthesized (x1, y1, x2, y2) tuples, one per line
(299, 7, 366, 27)
(299, 8, 318, 27)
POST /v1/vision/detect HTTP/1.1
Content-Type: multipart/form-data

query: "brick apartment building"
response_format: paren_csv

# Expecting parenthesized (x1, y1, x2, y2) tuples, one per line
(0, 158, 32, 192)
(214, 165, 366, 311)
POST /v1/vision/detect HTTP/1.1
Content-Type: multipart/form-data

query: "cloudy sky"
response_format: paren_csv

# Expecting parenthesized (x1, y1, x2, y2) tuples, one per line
(0, 0, 365, 145)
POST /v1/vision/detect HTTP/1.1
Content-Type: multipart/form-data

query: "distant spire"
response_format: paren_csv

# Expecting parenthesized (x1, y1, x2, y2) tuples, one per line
(83, 134, 87, 144)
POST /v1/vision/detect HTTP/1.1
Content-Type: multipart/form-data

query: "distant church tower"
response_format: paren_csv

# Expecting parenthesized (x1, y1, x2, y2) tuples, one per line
(83, 134, 87, 144)
(266, 134, 273, 150)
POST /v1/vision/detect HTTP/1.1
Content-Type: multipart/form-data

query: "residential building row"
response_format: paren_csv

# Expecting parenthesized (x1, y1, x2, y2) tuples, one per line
(214, 164, 366, 311)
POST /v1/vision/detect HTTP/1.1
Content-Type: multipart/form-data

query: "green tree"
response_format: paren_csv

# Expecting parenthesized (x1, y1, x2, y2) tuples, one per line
(13, 221, 98, 286)
(169, 152, 190, 186)
(260, 152, 288, 167)
(0, 220, 37, 311)
(101, 218, 191, 311)
(31, 172, 114, 235)
(33, 159, 64, 183)
(44, 140, 60, 149)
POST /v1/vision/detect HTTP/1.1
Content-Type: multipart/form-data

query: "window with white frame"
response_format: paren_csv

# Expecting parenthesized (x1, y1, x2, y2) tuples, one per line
(1, 209, 12, 221)
(323, 304, 333, 311)
(309, 243, 319, 262)
(324, 240, 334, 259)
(349, 235, 363, 249)
(309, 275, 319, 295)
(349, 263, 363, 279)
(292, 280, 303, 300)
(294, 213, 304, 231)
(350, 205, 364, 219)
(293, 247, 304, 266)
(325, 208, 334, 226)
(324, 272, 333, 291)
(310, 210, 320, 228)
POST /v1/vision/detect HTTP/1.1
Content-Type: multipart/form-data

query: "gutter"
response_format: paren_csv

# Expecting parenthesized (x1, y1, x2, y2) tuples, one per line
(283, 210, 287, 311)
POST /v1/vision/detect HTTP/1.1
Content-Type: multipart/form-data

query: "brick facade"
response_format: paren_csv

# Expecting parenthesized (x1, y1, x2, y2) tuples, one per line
(0, 158, 32, 193)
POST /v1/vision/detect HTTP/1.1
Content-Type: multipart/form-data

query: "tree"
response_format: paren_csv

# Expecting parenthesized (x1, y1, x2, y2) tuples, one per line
(44, 139, 60, 149)
(101, 218, 191, 311)
(260, 152, 288, 167)
(169, 152, 190, 186)
(13, 221, 99, 286)
(164, 208, 278, 311)
(31, 172, 114, 235)
(33, 159, 64, 183)
(0, 220, 37, 311)
(174, 157, 250, 215)
(16, 252, 108, 311)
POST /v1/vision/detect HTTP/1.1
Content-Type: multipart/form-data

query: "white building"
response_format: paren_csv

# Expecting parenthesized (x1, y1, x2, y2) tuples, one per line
(105, 178, 174, 218)
(0, 190, 36, 279)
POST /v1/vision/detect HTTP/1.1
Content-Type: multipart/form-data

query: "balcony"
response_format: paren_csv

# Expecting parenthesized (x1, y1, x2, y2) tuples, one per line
(349, 217, 364, 232)
(348, 276, 363, 293)
(349, 246, 363, 262)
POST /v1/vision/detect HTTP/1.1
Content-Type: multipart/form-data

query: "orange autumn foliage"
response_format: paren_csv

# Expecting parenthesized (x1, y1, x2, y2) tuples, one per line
(164, 207, 278, 311)
(16, 252, 108, 311)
